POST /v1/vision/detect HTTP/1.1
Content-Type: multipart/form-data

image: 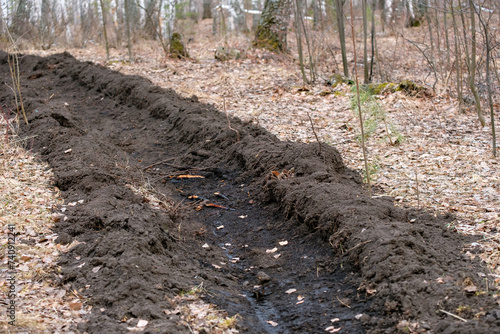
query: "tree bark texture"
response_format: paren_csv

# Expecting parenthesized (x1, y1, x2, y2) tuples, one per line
(253, 0, 291, 52)
(335, 0, 348, 77)
(202, 0, 212, 19)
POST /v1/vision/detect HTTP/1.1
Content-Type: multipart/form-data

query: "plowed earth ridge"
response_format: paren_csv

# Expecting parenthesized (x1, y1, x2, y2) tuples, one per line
(1, 51, 499, 333)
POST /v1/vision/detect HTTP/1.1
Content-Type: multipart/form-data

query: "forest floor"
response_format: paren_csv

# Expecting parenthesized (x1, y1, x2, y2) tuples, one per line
(1, 20, 500, 333)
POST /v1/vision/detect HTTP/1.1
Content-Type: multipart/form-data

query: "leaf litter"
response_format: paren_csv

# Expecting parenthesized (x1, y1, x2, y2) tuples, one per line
(0, 118, 90, 333)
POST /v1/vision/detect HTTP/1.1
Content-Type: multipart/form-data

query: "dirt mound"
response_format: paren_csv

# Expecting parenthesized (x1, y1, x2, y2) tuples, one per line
(1, 51, 499, 333)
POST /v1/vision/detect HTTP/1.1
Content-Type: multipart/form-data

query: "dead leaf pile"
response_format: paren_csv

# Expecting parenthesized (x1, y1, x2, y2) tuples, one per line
(0, 122, 89, 333)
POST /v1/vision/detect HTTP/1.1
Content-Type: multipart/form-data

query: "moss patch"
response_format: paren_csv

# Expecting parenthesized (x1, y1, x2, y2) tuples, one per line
(214, 46, 241, 61)
(169, 33, 189, 59)
(359, 80, 428, 96)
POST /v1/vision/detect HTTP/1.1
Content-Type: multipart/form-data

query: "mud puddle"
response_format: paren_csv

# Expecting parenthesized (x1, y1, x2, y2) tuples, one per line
(2, 51, 500, 333)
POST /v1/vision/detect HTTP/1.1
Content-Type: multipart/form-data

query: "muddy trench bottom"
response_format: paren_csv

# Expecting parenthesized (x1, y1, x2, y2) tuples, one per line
(153, 171, 371, 333)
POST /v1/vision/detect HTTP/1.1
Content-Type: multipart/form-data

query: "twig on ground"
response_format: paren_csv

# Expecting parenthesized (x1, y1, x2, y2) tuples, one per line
(439, 309, 468, 322)
(345, 240, 372, 253)
(306, 111, 322, 155)
(142, 158, 176, 171)
(223, 97, 240, 142)
(336, 296, 351, 308)
(415, 165, 420, 211)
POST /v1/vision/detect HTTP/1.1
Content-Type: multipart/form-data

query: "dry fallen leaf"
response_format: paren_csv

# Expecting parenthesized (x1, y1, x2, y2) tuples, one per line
(56, 289, 66, 299)
(137, 319, 148, 328)
(325, 326, 341, 333)
(69, 302, 82, 310)
(267, 320, 278, 327)
(20, 255, 32, 261)
(464, 285, 477, 293)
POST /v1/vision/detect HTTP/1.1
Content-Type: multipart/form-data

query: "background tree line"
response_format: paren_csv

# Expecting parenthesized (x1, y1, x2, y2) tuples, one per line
(1, 0, 499, 153)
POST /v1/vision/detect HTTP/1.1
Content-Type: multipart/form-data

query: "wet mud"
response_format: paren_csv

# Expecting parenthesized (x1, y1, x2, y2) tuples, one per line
(1, 51, 499, 333)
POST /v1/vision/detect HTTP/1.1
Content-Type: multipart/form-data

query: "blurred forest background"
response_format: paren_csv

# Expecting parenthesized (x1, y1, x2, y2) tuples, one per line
(1, 0, 499, 149)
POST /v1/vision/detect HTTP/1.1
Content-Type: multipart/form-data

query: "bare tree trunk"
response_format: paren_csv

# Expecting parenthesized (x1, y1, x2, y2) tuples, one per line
(312, 0, 321, 30)
(202, 0, 212, 19)
(165, 0, 176, 38)
(468, 0, 485, 127)
(228, 0, 246, 32)
(362, 0, 368, 83)
(144, 0, 158, 38)
(451, 1, 462, 113)
(294, 0, 307, 84)
(380, 0, 385, 32)
(252, 0, 261, 31)
(432, 0, 443, 76)
(300, 12, 316, 81)
(474, 2, 497, 156)
(335, 0, 348, 77)
(0, 0, 4, 36)
(99, 0, 110, 60)
(443, 0, 451, 69)
(253, 0, 291, 52)
(212, 3, 218, 35)
(369, 0, 376, 81)
(12, 0, 29, 35)
(125, 0, 133, 61)
(460, 1, 485, 126)
(426, 4, 434, 52)
(136, 0, 169, 56)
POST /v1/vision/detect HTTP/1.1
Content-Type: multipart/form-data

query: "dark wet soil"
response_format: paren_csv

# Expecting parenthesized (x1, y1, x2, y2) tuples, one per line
(1, 51, 500, 333)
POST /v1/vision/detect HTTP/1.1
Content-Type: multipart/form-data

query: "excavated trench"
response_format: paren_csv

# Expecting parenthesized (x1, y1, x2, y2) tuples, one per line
(1, 51, 500, 333)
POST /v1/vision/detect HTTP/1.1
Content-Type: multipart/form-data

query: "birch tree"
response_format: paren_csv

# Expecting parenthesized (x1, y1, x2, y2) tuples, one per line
(253, 0, 291, 52)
